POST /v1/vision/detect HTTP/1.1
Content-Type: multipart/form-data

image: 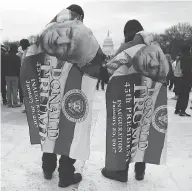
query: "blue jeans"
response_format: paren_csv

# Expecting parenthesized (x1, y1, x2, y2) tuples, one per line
(5, 76, 19, 105)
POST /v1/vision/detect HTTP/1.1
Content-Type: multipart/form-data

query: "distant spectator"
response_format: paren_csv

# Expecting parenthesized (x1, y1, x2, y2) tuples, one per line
(172, 55, 182, 100)
(165, 54, 174, 90)
(5, 44, 21, 107)
(1, 45, 7, 105)
(175, 45, 192, 116)
(96, 64, 109, 90)
(20, 39, 30, 61)
(96, 54, 109, 90)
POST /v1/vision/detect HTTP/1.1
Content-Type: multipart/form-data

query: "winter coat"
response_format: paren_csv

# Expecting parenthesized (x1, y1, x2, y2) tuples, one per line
(180, 55, 192, 86)
(5, 52, 21, 77)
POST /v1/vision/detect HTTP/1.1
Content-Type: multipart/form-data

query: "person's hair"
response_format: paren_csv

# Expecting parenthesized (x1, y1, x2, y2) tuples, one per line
(9, 44, 18, 53)
(20, 39, 30, 50)
(124, 19, 144, 43)
(66, 4, 84, 21)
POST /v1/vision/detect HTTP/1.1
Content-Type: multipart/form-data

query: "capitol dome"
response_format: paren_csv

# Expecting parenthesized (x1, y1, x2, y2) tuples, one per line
(102, 31, 114, 56)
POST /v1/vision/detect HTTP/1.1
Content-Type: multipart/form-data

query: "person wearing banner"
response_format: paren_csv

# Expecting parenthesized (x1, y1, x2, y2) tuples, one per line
(41, 5, 86, 188)
(175, 45, 192, 117)
(20, 5, 104, 188)
(40, 16, 104, 187)
(101, 20, 169, 183)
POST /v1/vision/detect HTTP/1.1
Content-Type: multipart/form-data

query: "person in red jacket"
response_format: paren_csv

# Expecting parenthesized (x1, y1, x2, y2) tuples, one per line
(5, 44, 21, 108)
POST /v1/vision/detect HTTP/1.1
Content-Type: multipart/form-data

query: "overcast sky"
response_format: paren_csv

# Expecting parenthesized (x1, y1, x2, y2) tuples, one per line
(1, 0, 192, 49)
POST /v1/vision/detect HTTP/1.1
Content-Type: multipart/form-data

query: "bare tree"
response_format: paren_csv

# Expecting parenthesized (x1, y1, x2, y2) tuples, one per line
(154, 23, 192, 59)
(165, 22, 192, 41)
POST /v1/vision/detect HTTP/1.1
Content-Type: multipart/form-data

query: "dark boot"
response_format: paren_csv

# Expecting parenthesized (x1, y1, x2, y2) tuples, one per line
(179, 112, 191, 117)
(174, 109, 180, 114)
(101, 164, 129, 182)
(135, 162, 146, 181)
(58, 173, 82, 188)
(3, 101, 7, 106)
(42, 153, 57, 180)
(44, 172, 53, 180)
(7, 104, 12, 108)
(58, 155, 82, 188)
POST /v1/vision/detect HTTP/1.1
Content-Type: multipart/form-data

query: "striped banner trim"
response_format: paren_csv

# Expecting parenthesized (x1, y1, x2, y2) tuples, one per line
(54, 66, 83, 155)
(69, 75, 97, 159)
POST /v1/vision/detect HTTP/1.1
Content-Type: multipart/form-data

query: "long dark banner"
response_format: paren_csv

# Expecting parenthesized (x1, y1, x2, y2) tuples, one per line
(20, 8, 104, 160)
(105, 74, 167, 171)
(21, 53, 43, 144)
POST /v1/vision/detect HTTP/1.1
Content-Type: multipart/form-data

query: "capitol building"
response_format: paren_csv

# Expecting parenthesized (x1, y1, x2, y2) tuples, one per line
(102, 31, 114, 56)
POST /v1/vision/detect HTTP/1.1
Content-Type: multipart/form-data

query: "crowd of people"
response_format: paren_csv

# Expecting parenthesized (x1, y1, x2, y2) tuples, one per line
(1, 39, 30, 111)
(1, 3, 192, 189)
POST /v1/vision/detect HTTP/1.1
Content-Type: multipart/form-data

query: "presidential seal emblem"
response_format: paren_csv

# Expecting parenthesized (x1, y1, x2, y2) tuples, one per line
(62, 89, 89, 123)
(152, 105, 167, 133)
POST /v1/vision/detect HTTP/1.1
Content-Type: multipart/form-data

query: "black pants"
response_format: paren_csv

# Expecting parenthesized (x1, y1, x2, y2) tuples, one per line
(168, 79, 174, 90)
(1, 75, 7, 104)
(96, 79, 105, 90)
(42, 153, 76, 182)
(173, 77, 182, 96)
(127, 162, 146, 174)
(176, 83, 191, 112)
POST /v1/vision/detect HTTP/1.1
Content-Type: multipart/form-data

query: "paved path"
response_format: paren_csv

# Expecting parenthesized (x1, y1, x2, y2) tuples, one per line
(1, 90, 192, 191)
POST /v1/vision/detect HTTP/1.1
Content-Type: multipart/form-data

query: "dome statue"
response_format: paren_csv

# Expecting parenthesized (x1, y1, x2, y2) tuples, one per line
(102, 31, 114, 56)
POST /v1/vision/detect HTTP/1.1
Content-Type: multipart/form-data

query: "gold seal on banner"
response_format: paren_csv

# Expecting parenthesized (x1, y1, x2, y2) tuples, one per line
(152, 105, 168, 133)
(62, 89, 89, 123)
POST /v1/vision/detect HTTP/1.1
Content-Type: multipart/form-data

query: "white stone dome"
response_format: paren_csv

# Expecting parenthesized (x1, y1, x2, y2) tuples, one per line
(103, 36, 113, 47)
(102, 31, 114, 56)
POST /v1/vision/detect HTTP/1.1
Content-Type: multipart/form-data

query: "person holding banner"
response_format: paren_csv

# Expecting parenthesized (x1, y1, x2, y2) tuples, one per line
(20, 5, 104, 188)
(101, 20, 169, 183)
